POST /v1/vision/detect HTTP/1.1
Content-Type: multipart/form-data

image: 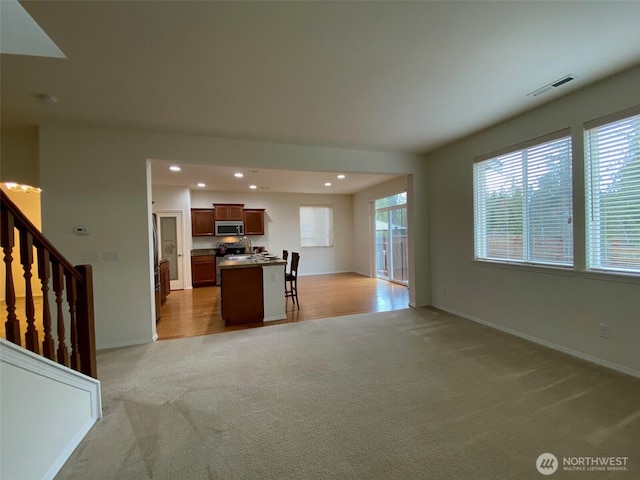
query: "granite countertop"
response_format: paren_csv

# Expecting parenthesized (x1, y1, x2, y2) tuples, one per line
(191, 249, 218, 256)
(219, 257, 287, 269)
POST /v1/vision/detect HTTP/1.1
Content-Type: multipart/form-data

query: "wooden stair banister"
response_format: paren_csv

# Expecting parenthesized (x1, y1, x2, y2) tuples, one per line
(1, 189, 97, 378)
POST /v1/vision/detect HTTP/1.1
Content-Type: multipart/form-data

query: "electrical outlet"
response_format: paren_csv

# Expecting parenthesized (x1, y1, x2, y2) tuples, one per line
(599, 323, 610, 339)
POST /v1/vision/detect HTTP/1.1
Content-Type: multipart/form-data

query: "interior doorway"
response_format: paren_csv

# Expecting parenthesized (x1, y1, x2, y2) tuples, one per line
(156, 211, 185, 290)
(374, 192, 408, 285)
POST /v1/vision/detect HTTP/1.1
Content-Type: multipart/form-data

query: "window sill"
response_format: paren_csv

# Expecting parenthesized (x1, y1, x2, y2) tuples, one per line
(472, 259, 576, 277)
(581, 270, 640, 285)
(472, 259, 640, 284)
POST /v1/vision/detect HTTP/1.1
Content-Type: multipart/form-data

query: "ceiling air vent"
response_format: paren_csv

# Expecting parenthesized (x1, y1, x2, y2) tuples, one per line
(527, 75, 576, 97)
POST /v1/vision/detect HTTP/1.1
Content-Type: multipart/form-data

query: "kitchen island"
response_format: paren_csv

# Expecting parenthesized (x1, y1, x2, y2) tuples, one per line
(219, 256, 287, 326)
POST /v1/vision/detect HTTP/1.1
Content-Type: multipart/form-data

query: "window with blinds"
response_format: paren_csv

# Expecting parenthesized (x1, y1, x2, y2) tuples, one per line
(474, 132, 573, 266)
(585, 108, 640, 275)
(299, 205, 333, 247)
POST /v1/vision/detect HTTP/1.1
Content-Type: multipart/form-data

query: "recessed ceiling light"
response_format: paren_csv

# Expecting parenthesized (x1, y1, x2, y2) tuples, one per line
(169, 165, 181, 172)
(234, 172, 244, 178)
(197, 183, 206, 188)
(249, 185, 257, 189)
(337, 174, 346, 179)
(324, 182, 332, 187)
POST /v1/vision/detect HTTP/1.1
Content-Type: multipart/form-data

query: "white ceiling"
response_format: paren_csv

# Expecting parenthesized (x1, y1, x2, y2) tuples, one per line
(2, 1, 640, 192)
(150, 160, 400, 195)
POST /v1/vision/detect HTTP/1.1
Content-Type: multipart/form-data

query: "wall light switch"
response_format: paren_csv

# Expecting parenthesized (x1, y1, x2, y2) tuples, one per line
(102, 251, 120, 262)
(82, 251, 101, 263)
(74, 226, 89, 235)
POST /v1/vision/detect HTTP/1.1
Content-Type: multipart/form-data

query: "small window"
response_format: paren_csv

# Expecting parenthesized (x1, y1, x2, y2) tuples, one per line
(374, 192, 407, 209)
(299, 206, 333, 247)
(474, 131, 573, 266)
(585, 108, 640, 275)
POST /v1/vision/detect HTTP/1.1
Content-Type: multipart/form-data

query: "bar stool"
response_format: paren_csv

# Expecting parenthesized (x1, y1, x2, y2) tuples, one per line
(285, 252, 300, 307)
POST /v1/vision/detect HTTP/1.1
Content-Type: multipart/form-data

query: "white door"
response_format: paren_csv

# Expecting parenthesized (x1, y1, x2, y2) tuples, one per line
(157, 211, 185, 290)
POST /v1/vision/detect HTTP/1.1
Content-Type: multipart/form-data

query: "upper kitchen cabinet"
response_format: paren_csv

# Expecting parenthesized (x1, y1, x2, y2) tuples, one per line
(244, 209, 265, 236)
(213, 203, 244, 221)
(191, 208, 215, 236)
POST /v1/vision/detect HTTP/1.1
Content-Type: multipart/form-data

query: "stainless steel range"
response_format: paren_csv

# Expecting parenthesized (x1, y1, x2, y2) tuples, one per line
(215, 241, 246, 285)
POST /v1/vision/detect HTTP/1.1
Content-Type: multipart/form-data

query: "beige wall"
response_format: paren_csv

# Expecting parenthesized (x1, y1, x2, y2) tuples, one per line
(427, 65, 640, 375)
(0, 127, 40, 187)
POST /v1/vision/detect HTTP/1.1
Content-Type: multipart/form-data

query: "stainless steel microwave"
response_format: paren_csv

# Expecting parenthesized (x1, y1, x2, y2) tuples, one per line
(215, 220, 244, 236)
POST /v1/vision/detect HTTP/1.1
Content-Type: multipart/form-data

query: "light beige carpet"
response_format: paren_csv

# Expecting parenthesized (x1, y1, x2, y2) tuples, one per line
(56, 308, 639, 479)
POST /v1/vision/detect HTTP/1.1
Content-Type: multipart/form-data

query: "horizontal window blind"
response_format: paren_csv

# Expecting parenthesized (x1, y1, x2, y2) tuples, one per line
(474, 135, 573, 266)
(585, 111, 640, 274)
(300, 206, 333, 247)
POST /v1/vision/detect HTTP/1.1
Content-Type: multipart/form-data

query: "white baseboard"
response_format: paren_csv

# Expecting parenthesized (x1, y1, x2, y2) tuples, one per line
(298, 269, 354, 277)
(352, 270, 372, 277)
(97, 336, 155, 350)
(434, 305, 640, 379)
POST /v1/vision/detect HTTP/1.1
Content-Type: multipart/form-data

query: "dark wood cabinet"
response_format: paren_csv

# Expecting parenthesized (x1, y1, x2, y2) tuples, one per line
(159, 260, 170, 303)
(213, 203, 244, 221)
(191, 209, 215, 236)
(194, 204, 266, 236)
(244, 209, 265, 236)
(221, 266, 264, 325)
(191, 255, 216, 287)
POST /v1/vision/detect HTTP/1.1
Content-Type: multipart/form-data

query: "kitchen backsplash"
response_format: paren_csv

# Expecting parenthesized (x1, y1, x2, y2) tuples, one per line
(192, 237, 218, 250)
(191, 235, 268, 250)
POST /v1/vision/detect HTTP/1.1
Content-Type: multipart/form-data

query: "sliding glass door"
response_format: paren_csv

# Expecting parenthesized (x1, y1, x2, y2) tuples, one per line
(375, 193, 408, 285)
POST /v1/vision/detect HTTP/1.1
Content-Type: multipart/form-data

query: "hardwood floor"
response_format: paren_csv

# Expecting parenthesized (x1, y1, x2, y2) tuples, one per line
(1, 273, 409, 344)
(156, 272, 410, 341)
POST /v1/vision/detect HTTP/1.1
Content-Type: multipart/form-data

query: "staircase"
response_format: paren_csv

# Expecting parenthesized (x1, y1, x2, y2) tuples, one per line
(1, 189, 101, 479)
(1, 189, 96, 378)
